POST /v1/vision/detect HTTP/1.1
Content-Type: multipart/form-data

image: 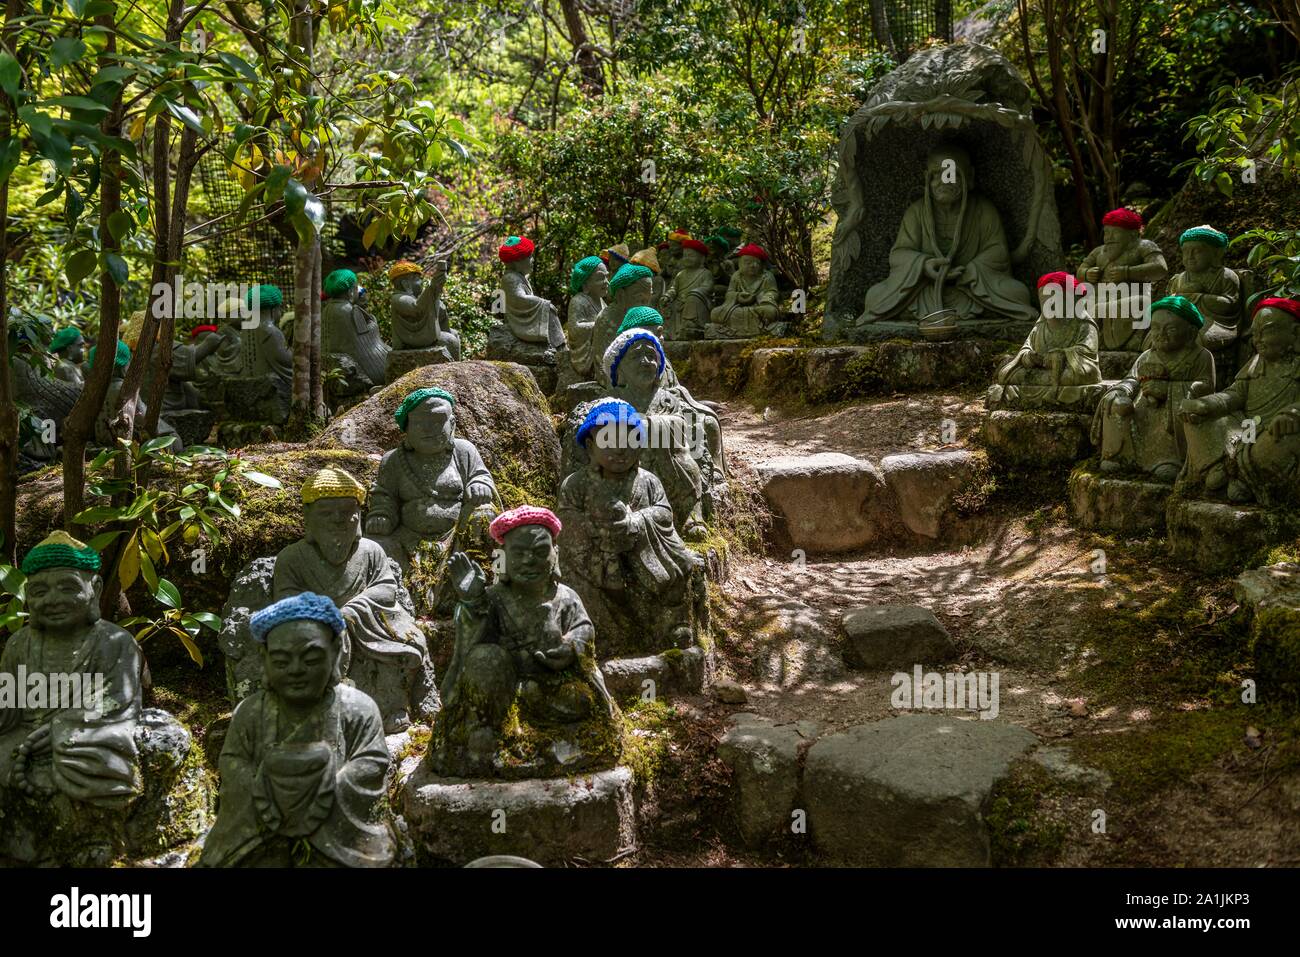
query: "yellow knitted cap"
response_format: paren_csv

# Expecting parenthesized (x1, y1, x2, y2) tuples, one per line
(631, 247, 661, 274)
(388, 260, 423, 282)
(301, 467, 367, 505)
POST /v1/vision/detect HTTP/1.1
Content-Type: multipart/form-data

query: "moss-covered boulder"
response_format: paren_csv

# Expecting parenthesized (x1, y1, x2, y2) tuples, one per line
(311, 358, 560, 508)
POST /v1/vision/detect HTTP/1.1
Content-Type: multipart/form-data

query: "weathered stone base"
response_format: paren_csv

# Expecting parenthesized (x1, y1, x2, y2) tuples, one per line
(485, 324, 558, 395)
(398, 763, 636, 866)
(844, 317, 1035, 344)
(718, 714, 820, 846)
(386, 346, 452, 383)
(1068, 465, 1170, 533)
(1234, 563, 1300, 691)
(1167, 498, 1300, 574)
(166, 408, 216, 448)
(223, 375, 289, 424)
(1100, 350, 1140, 380)
(601, 645, 713, 702)
(980, 409, 1092, 469)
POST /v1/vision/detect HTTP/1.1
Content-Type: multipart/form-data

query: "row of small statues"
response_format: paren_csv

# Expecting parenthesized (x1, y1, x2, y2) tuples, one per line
(986, 246, 1300, 507)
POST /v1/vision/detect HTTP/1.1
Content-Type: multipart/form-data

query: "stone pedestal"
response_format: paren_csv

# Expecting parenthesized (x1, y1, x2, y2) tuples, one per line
(1167, 498, 1300, 575)
(1068, 466, 1170, 534)
(223, 376, 289, 424)
(718, 714, 820, 847)
(980, 409, 1092, 469)
(166, 408, 215, 448)
(601, 645, 713, 702)
(845, 318, 1035, 344)
(398, 762, 636, 866)
(841, 605, 956, 670)
(755, 452, 898, 554)
(484, 323, 558, 395)
(1234, 563, 1300, 691)
(386, 346, 452, 383)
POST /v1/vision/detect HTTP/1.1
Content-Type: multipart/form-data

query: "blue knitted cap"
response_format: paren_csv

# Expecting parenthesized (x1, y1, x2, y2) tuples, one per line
(250, 592, 347, 643)
(575, 399, 646, 447)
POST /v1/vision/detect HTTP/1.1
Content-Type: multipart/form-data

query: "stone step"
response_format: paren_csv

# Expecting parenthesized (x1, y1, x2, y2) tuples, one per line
(601, 646, 713, 703)
(841, 605, 957, 670)
(980, 409, 1093, 470)
(718, 714, 820, 846)
(1166, 498, 1300, 574)
(1067, 466, 1170, 534)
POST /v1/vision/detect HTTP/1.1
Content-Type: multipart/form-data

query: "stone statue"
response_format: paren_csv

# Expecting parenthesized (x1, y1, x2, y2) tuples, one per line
(1093, 295, 1215, 481)
(91, 340, 181, 450)
(987, 273, 1103, 410)
(161, 329, 223, 412)
(0, 533, 143, 809)
(241, 284, 294, 384)
(632, 246, 666, 307)
(564, 256, 609, 382)
(705, 235, 736, 299)
(431, 507, 621, 779)
(601, 243, 631, 273)
(590, 263, 655, 384)
(860, 145, 1036, 327)
(199, 593, 395, 867)
(603, 330, 712, 539)
(48, 326, 85, 388)
(499, 235, 565, 352)
(1179, 297, 1300, 506)
(1076, 208, 1169, 352)
(365, 387, 497, 572)
(10, 326, 79, 465)
(273, 467, 440, 734)
(387, 261, 462, 360)
(661, 238, 716, 340)
(322, 269, 391, 390)
(1169, 225, 1245, 369)
(193, 299, 246, 396)
(558, 400, 706, 657)
(707, 243, 781, 338)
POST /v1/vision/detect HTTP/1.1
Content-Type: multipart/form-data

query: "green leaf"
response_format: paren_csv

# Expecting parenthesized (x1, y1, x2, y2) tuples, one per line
(73, 504, 127, 524)
(0, 565, 25, 595)
(51, 37, 88, 69)
(187, 611, 222, 632)
(33, 131, 73, 174)
(103, 252, 129, 285)
(239, 470, 281, 489)
(0, 53, 19, 99)
(86, 530, 124, 551)
(108, 209, 134, 242)
(66, 248, 98, 285)
(118, 532, 141, 590)
(174, 628, 205, 667)
(139, 549, 159, 593)
(44, 95, 110, 114)
(0, 136, 19, 184)
(163, 98, 205, 135)
(141, 436, 176, 455)
(154, 577, 181, 609)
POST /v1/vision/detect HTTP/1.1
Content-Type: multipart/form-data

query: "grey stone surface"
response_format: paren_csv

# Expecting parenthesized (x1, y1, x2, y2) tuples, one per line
(718, 714, 820, 846)
(1167, 499, 1300, 574)
(1100, 350, 1140, 380)
(1234, 562, 1300, 688)
(804, 714, 1037, 866)
(755, 452, 898, 554)
(385, 346, 452, 383)
(841, 605, 956, 669)
(980, 409, 1093, 468)
(166, 408, 215, 448)
(881, 449, 976, 538)
(1068, 467, 1170, 533)
(399, 764, 636, 866)
(1030, 745, 1113, 790)
(600, 646, 712, 702)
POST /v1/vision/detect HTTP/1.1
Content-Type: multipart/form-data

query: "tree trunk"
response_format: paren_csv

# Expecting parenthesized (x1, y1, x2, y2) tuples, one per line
(0, 0, 20, 565)
(559, 0, 602, 95)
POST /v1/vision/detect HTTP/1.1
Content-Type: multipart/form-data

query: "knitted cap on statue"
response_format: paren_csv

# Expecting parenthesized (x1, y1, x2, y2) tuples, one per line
(608, 263, 653, 295)
(489, 505, 562, 544)
(301, 467, 368, 505)
(498, 236, 535, 263)
(20, 530, 102, 576)
(605, 328, 665, 387)
(324, 269, 359, 297)
(575, 398, 646, 447)
(394, 387, 455, 431)
(49, 327, 83, 352)
(1179, 224, 1229, 248)
(1101, 208, 1143, 231)
(387, 260, 423, 282)
(1149, 295, 1205, 329)
(630, 248, 661, 274)
(569, 256, 604, 295)
(617, 305, 664, 336)
(250, 592, 347, 643)
(1253, 297, 1300, 322)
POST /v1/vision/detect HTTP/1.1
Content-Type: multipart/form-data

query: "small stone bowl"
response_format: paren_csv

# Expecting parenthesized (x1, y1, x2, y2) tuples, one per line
(918, 310, 959, 342)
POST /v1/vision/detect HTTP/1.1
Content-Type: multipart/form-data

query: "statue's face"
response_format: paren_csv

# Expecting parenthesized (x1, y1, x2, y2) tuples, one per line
(406, 398, 455, 454)
(304, 497, 363, 566)
(620, 339, 661, 390)
(738, 255, 763, 279)
(627, 277, 653, 306)
(1103, 225, 1137, 248)
(679, 248, 701, 270)
(63, 340, 86, 364)
(502, 525, 555, 586)
(1149, 310, 1196, 353)
(26, 568, 100, 631)
(1181, 241, 1221, 271)
(926, 156, 965, 204)
(395, 274, 420, 295)
(585, 264, 610, 300)
(262, 620, 338, 706)
(587, 423, 641, 475)
(1252, 308, 1300, 361)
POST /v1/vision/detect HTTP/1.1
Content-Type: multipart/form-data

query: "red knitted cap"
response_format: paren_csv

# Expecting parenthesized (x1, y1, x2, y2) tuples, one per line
(489, 505, 562, 544)
(736, 243, 769, 261)
(499, 236, 536, 262)
(1101, 208, 1143, 230)
(1252, 297, 1300, 322)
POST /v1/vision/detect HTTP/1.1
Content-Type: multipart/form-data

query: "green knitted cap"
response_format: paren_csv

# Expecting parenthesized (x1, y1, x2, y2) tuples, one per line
(395, 387, 455, 431)
(49, 326, 84, 353)
(1179, 225, 1229, 248)
(20, 530, 102, 576)
(247, 284, 283, 310)
(608, 263, 653, 294)
(618, 305, 664, 335)
(323, 269, 358, 297)
(1149, 295, 1205, 329)
(569, 256, 604, 295)
(87, 339, 131, 370)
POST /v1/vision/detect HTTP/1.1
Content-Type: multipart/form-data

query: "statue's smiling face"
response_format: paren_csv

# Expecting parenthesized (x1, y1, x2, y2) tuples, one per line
(621, 340, 661, 389)
(305, 497, 363, 565)
(503, 525, 554, 585)
(64, 340, 86, 364)
(588, 422, 641, 475)
(1181, 241, 1220, 272)
(395, 274, 421, 296)
(263, 620, 337, 706)
(738, 255, 763, 278)
(586, 264, 610, 300)
(26, 568, 100, 630)
(1253, 308, 1300, 361)
(630, 277, 654, 306)
(1103, 225, 1137, 249)
(680, 248, 703, 270)
(1149, 310, 1196, 354)
(407, 398, 455, 455)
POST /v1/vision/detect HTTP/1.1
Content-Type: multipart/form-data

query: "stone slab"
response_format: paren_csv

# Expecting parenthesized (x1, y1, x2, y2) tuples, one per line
(1068, 467, 1170, 534)
(386, 346, 452, 383)
(880, 449, 976, 539)
(755, 452, 898, 554)
(1234, 563, 1300, 689)
(718, 714, 820, 846)
(1167, 498, 1300, 575)
(980, 409, 1093, 469)
(804, 714, 1037, 866)
(841, 605, 957, 670)
(600, 646, 713, 702)
(399, 764, 636, 866)
(663, 339, 752, 396)
(166, 408, 215, 449)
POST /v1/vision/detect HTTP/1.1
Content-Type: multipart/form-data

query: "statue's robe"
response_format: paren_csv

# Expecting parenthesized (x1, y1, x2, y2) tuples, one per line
(161, 339, 209, 412)
(1076, 238, 1169, 351)
(242, 319, 294, 382)
(667, 265, 720, 339)
(502, 270, 563, 347)
(54, 357, 84, 389)
(591, 295, 639, 382)
(992, 314, 1102, 408)
(194, 327, 243, 393)
(322, 300, 390, 387)
(1170, 268, 1243, 353)
(1181, 353, 1300, 505)
(367, 437, 496, 569)
(558, 465, 702, 655)
(198, 684, 394, 868)
(709, 269, 779, 338)
(273, 538, 438, 726)
(565, 291, 604, 379)
(390, 283, 460, 360)
(0, 620, 143, 808)
(862, 193, 1035, 324)
(1093, 344, 1215, 475)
